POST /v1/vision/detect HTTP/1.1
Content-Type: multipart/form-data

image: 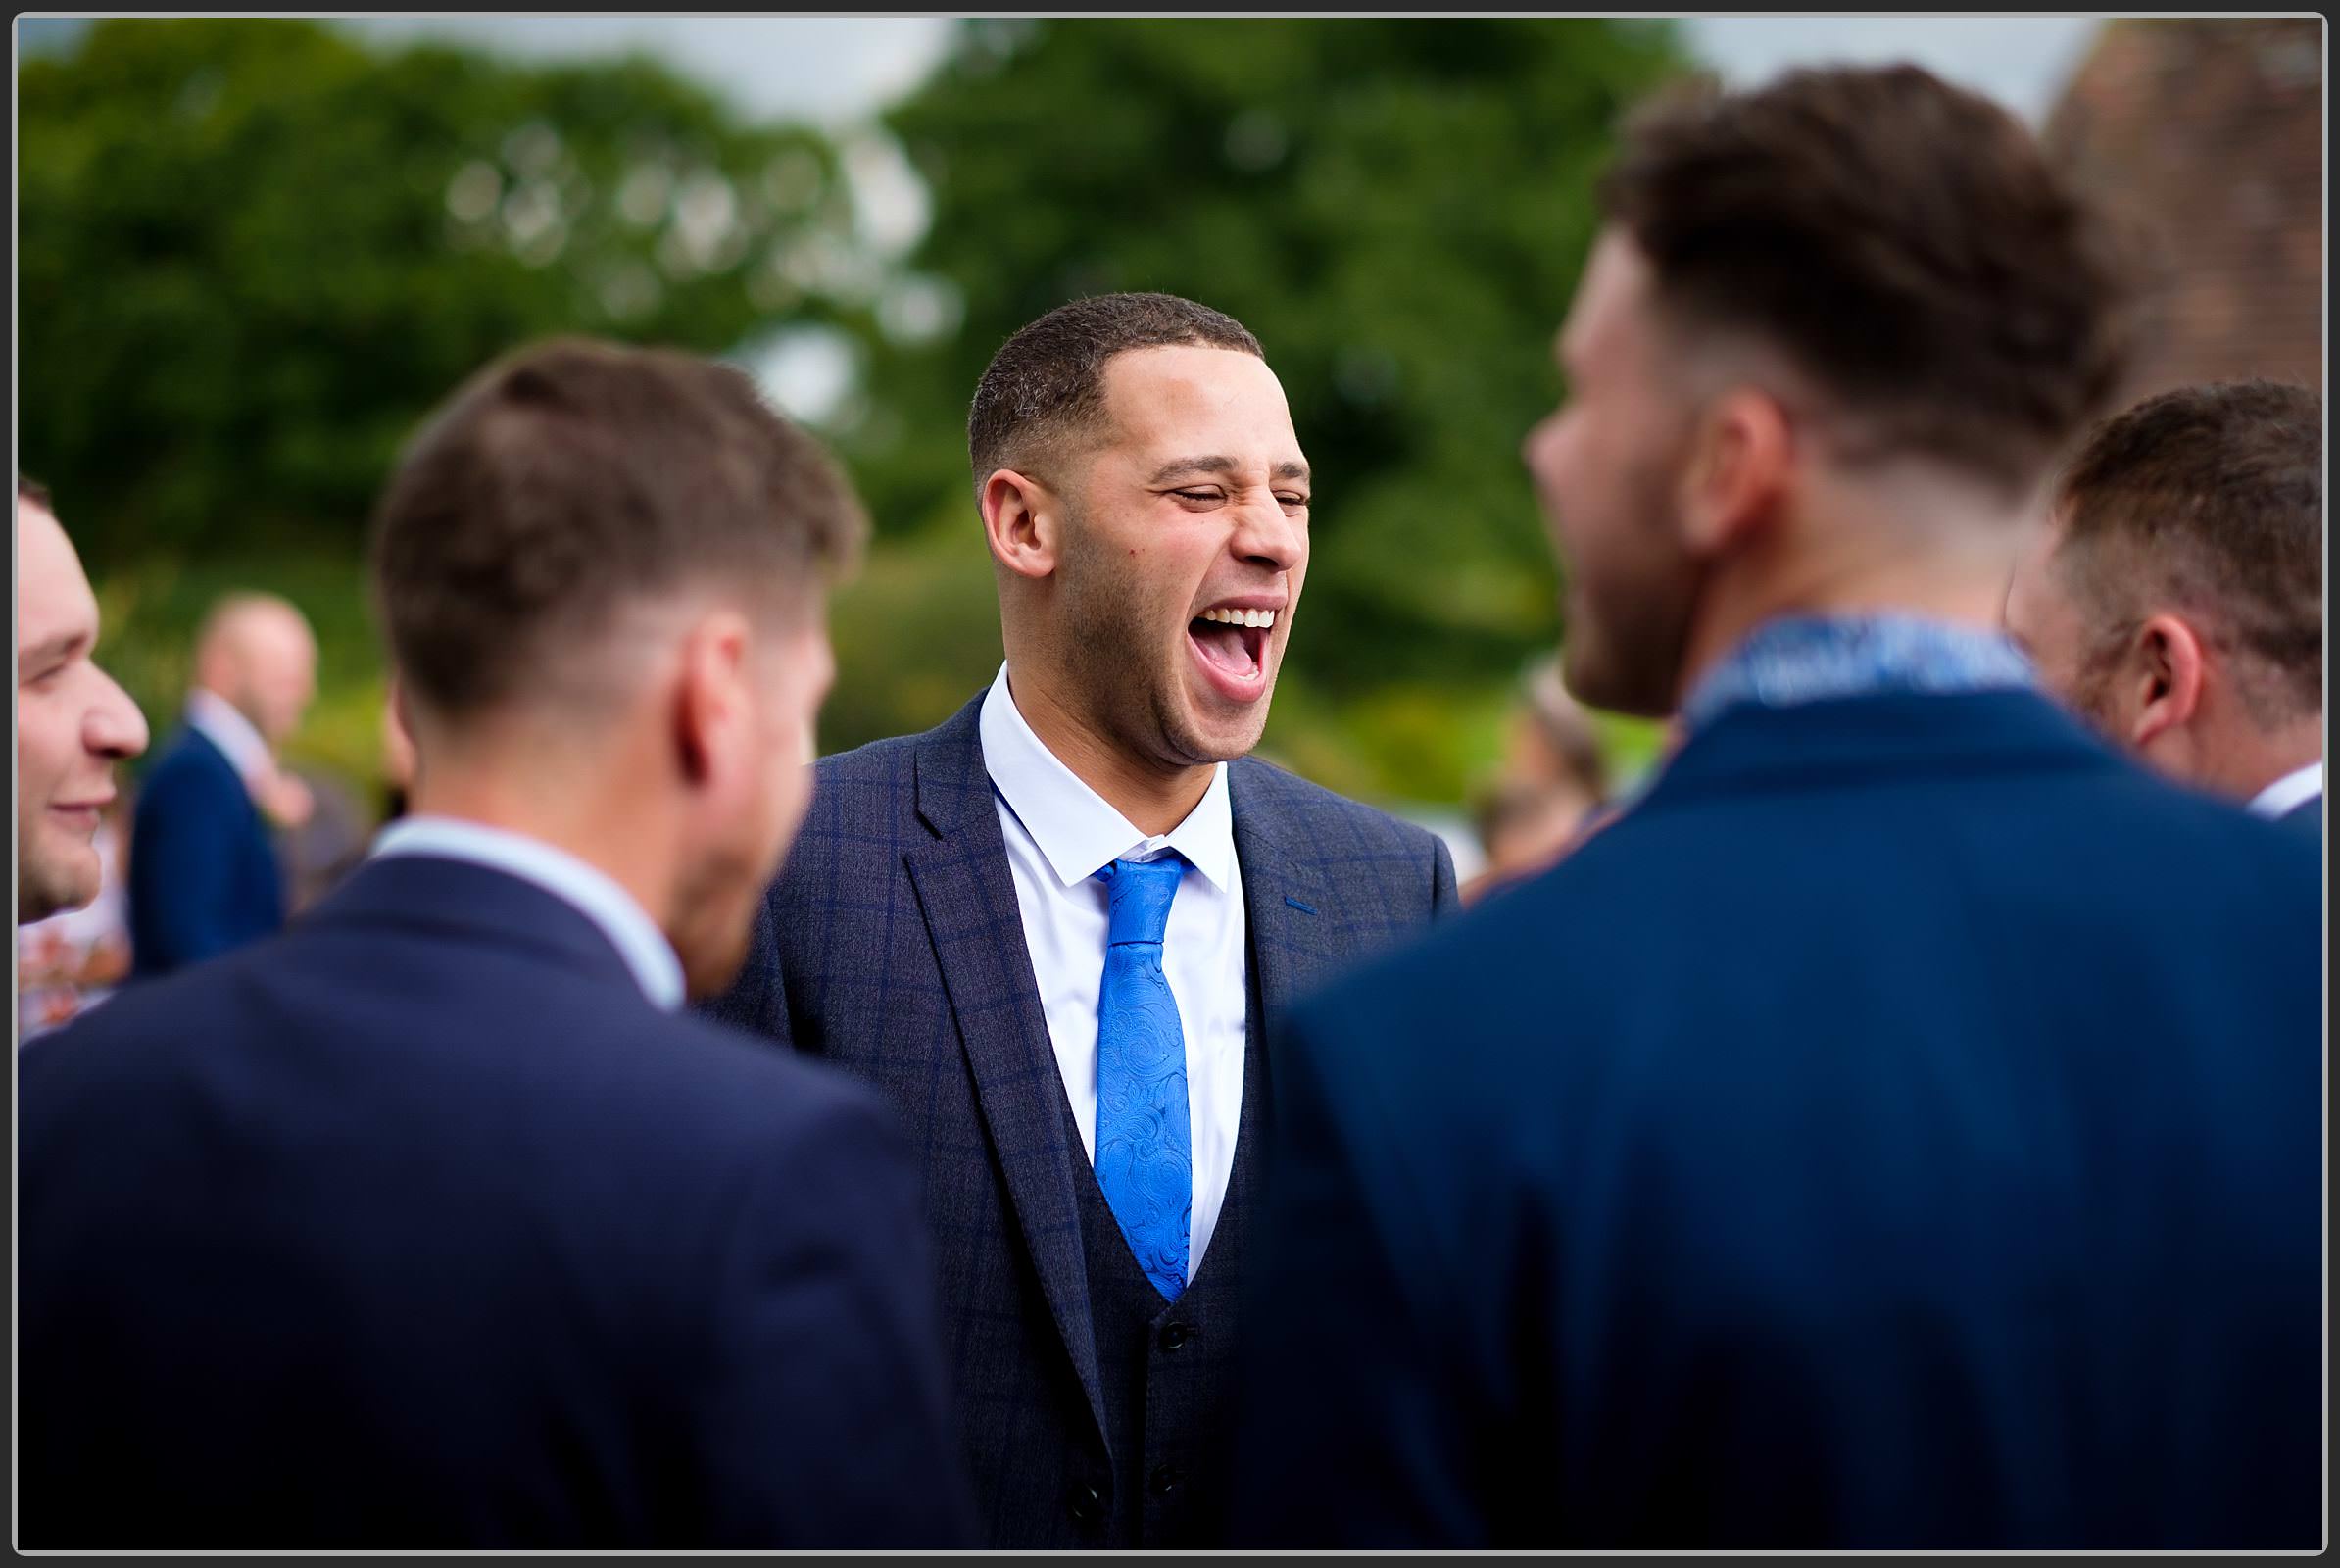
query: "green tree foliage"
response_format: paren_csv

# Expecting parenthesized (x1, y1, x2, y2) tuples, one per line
(20, 19, 859, 570)
(828, 18, 1684, 796)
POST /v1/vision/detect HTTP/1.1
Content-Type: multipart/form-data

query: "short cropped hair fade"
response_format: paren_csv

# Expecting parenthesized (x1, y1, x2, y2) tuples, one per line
(2054, 379, 2322, 723)
(369, 337, 865, 719)
(1597, 65, 2140, 494)
(966, 292, 1262, 490)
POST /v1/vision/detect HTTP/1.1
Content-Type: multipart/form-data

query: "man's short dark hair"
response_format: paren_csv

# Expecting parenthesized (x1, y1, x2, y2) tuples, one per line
(2054, 379, 2322, 722)
(1597, 65, 2140, 493)
(967, 292, 1262, 488)
(370, 337, 866, 719)
(18, 475, 53, 511)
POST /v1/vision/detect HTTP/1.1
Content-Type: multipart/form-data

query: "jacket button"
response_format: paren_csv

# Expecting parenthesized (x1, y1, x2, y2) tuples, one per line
(1148, 1464, 1186, 1496)
(1068, 1483, 1105, 1524)
(1158, 1321, 1191, 1351)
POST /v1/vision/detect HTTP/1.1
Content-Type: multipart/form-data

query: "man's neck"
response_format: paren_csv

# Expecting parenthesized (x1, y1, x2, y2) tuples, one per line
(2208, 718, 2324, 808)
(1672, 481, 2033, 710)
(407, 767, 679, 935)
(1003, 666, 1214, 839)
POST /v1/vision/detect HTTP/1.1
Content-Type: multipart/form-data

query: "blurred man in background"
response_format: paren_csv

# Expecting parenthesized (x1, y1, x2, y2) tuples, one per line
(1238, 66, 2317, 1549)
(17, 477, 149, 927)
(707, 291, 1456, 1548)
(1464, 654, 1610, 901)
(126, 592, 316, 974)
(2005, 379, 2322, 838)
(23, 339, 975, 1547)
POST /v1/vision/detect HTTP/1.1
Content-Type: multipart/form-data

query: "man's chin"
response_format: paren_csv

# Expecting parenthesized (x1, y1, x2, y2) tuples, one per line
(20, 846, 98, 925)
(1170, 673, 1276, 765)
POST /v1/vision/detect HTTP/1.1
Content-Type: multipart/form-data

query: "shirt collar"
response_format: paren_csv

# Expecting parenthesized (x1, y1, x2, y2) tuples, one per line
(977, 662, 1235, 894)
(367, 815, 686, 1011)
(1681, 612, 2035, 734)
(184, 687, 274, 785)
(2247, 759, 2323, 820)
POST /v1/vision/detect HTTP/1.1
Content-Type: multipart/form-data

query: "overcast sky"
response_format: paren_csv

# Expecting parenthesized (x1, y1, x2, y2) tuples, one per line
(22, 17, 2106, 127)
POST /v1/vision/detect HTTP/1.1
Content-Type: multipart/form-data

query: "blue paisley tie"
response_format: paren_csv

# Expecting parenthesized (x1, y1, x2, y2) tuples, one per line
(1093, 855, 1192, 1302)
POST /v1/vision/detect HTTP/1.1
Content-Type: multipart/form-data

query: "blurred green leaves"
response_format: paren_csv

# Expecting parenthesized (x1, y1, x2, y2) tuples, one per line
(23, 17, 1686, 806)
(21, 19, 856, 568)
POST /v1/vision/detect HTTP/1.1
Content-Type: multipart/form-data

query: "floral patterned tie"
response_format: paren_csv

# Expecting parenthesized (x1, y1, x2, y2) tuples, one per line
(1092, 855, 1192, 1301)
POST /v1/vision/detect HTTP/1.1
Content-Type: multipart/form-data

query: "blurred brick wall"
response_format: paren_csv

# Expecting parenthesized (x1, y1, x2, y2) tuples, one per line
(2045, 18, 2322, 404)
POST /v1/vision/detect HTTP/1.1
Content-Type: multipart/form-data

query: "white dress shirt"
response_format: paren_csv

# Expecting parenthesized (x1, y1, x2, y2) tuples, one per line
(370, 815, 686, 1011)
(979, 663, 1247, 1283)
(2246, 760, 2323, 821)
(184, 687, 273, 787)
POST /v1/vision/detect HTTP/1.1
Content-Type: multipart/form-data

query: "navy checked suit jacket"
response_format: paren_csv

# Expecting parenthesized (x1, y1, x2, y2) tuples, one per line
(703, 693, 1458, 1546)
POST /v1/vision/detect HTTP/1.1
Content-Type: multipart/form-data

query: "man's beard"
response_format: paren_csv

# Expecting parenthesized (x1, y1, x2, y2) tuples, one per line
(1050, 521, 1256, 773)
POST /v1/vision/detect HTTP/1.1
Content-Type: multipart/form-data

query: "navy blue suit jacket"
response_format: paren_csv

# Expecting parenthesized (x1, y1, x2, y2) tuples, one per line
(128, 725, 285, 975)
(703, 694, 1457, 1545)
(22, 854, 977, 1549)
(1235, 689, 2320, 1549)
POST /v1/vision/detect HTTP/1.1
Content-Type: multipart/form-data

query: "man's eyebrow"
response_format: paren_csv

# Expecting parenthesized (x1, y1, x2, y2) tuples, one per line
(1145, 455, 1312, 486)
(1146, 456, 1239, 485)
(18, 631, 86, 672)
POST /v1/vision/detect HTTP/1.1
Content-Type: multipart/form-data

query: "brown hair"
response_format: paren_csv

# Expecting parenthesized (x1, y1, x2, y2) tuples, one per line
(1598, 65, 2139, 493)
(967, 292, 1262, 487)
(369, 337, 865, 718)
(2055, 379, 2322, 722)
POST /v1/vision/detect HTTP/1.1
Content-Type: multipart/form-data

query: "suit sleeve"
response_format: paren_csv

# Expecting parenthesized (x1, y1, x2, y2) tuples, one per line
(1231, 989, 1488, 1547)
(696, 888, 795, 1047)
(690, 1088, 978, 1547)
(127, 763, 245, 969)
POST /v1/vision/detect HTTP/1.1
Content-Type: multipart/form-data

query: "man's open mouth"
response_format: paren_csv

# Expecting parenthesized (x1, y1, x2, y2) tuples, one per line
(1187, 605, 1276, 698)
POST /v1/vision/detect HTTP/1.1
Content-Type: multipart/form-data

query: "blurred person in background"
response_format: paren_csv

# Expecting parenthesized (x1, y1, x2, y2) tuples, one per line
(277, 760, 376, 914)
(22, 339, 975, 1548)
(2005, 379, 2322, 839)
(126, 592, 317, 975)
(17, 476, 149, 927)
(1464, 654, 1610, 901)
(1237, 65, 2317, 1548)
(705, 291, 1456, 1549)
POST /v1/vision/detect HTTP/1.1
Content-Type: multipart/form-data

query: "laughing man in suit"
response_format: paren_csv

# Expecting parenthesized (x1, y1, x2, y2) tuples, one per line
(2005, 380, 2322, 841)
(705, 291, 1457, 1548)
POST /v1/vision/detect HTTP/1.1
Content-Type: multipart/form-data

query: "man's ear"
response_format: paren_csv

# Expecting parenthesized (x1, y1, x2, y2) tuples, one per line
(1679, 388, 1792, 560)
(672, 609, 754, 789)
(981, 467, 1062, 582)
(2125, 612, 2207, 750)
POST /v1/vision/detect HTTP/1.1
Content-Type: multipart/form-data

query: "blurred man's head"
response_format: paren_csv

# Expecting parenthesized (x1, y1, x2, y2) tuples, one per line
(194, 592, 317, 748)
(368, 338, 864, 994)
(17, 479, 150, 923)
(970, 292, 1309, 777)
(2006, 380, 2321, 800)
(1523, 66, 2136, 716)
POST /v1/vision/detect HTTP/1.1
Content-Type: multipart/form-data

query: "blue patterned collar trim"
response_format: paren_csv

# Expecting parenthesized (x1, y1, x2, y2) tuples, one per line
(1680, 614, 2035, 733)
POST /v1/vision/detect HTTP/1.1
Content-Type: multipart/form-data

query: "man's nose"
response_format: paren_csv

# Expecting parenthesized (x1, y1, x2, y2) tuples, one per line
(85, 667, 150, 760)
(1232, 497, 1306, 573)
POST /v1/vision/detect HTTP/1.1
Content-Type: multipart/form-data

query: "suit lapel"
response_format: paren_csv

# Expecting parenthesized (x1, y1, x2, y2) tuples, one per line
(902, 703, 1108, 1449)
(1230, 763, 1341, 1035)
